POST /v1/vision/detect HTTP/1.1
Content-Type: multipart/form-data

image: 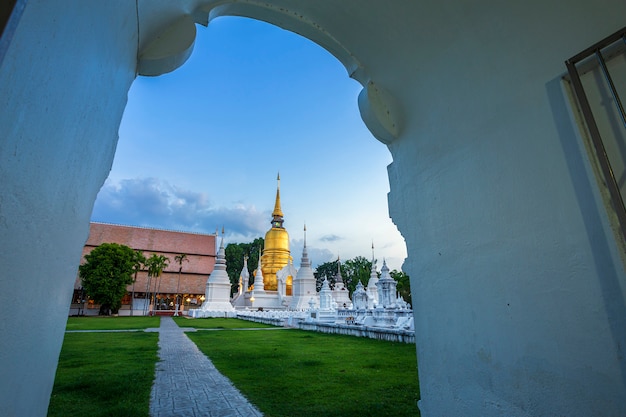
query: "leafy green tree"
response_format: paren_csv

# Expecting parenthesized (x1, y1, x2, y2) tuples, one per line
(314, 257, 374, 295)
(390, 269, 411, 306)
(145, 253, 169, 310)
(174, 253, 189, 315)
(313, 259, 345, 292)
(343, 256, 373, 295)
(79, 243, 136, 315)
(225, 237, 264, 295)
(130, 250, 146, 316)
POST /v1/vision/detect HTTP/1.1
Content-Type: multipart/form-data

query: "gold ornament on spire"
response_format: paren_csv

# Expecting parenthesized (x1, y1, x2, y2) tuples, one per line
(272, 172, 283, 219)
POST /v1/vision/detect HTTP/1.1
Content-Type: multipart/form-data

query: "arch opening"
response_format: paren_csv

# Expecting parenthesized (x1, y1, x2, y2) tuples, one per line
(106, 15, 408, 274)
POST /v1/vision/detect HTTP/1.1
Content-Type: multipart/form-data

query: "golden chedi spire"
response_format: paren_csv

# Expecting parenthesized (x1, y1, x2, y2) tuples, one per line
(272, 172, 284, 220)
(261, 173, 293, 293)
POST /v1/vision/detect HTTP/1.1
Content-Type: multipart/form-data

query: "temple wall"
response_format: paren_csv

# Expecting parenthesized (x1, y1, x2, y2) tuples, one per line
(1, 1, 625, 416)
(384, 4, 626, 416)
(0, 1, 138, 415)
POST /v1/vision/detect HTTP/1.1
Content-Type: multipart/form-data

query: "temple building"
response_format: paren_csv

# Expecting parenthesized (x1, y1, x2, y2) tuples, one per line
(71, 222, 217, 316)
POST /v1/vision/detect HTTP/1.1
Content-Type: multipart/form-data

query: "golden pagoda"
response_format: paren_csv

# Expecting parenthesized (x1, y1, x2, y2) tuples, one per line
(261, 174, 293, 293)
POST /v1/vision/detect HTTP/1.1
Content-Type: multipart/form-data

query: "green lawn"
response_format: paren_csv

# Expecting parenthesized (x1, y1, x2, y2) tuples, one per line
(47, 332, 158, 417)
(50, 317, 420, 417)
(65, 316, 160, 330)
(173, 316, 274, 329)
(187, 328, 420, 416)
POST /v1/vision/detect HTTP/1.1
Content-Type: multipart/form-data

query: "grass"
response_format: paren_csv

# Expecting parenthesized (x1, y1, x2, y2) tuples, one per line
(187, 328, 420, 416)
(47, 332, 158, 417)
(65, 316, 160, 331)
(50, 317, 420, 417)
(173, 316, 274, 329)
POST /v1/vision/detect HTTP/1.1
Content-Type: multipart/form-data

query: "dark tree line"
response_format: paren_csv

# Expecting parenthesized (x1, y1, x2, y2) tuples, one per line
(225, 237, 264, 295)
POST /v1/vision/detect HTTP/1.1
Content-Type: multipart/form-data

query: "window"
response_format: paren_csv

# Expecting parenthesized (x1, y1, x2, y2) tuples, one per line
(566, 27, 626, 241)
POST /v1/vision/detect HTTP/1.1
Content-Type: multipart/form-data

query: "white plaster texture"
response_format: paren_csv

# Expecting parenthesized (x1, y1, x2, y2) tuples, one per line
(0, 1, 138, 415)
(1, 1, 626, 416)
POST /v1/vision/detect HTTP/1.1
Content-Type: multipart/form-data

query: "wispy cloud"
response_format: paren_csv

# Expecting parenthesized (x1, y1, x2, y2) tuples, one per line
(91, 177, 267, 238)
(289, 238, 335, 268)
(319, 234, 343, 242)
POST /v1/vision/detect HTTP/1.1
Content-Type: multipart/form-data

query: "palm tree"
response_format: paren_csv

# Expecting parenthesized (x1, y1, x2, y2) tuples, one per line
(130, 250, 146, 316)
(173, 253, 189, 316)
(145, 254, 169, 314)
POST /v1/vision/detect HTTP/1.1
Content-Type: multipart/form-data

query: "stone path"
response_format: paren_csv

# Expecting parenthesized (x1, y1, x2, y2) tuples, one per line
(148, 317, 263, 417)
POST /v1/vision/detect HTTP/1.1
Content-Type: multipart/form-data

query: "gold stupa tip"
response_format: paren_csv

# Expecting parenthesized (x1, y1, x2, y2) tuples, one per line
(272, 173, 284, 218)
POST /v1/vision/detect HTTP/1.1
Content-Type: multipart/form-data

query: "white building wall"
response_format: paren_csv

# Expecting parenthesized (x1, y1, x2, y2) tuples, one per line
(1, 1, 625, 416)
(0, 1, 138, 415)
(383, 4, 626, 416)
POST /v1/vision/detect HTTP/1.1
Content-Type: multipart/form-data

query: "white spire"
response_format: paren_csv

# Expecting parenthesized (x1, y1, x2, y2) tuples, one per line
(240, 255, 249, 291)
(253, 247, 265, 292)
(301, 224, 310, 268)
(214, 227, 226, 271)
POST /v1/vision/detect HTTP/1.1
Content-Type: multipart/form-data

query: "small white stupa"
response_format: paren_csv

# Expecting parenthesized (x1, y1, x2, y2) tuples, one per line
(289, 224, 319, 310)
(230, 255, 249, 308)
(307, 277, 338, 323)
(252, 248, 265, 293)
(352, 281, 368, 310)
(367, 243, 379, 309)
(191, 228, 235, 317)
(332, 257, 352, 309)
(376, 259, 397, 308)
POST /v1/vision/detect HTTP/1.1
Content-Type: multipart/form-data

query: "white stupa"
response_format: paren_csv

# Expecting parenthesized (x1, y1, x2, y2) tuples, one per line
(367, 243, 379, 309)
(332, 257, 352, 309)
(252, 248, 265, 293)
(230, 256, 249, 308)
(191, 229, 235, 317)
(376, 259, 397, 308)
(352, 281, 368, 309)
(289, 225, 319, 310)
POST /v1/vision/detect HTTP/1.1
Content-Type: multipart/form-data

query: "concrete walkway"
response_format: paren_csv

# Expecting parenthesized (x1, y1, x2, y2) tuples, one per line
(148, 317, 263, 417)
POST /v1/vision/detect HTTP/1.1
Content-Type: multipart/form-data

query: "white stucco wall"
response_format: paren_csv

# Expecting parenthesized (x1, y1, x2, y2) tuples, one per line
(0, 1, 137, 415)
(1, 1, 625, 416)
(383, 3, 626, 416)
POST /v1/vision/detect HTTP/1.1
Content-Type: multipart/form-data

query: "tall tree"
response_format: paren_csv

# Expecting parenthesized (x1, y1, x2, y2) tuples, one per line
(390, 269, 411, 306)
(130, 250, 146, 316)
(144, 253, 169, 310)
(173, 253, 189, 315)
(313, 259, 346, 292)
(79, 243, 136, 315)
(225, 237, 264, 295)
(343, 256, 373, 295)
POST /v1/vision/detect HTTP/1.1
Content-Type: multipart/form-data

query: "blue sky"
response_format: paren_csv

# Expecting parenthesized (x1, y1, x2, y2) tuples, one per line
(91, 16, 406, 271)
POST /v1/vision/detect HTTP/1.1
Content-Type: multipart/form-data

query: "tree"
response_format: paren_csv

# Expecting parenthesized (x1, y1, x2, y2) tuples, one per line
(79, 243, 136, 315)
(314, 259, 346, 292)
(130, 250, 146, 316)
(390, 269, 411, 306)
(173, 253, 189, 315)
(343, 256, 373, 295)
(225, 237, 264, 295)
(144, 253, 169, 311)
(314, 256, 374, 295)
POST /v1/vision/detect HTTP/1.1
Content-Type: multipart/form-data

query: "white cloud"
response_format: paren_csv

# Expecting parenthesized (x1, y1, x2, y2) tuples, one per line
(91, 177, 267, 237)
